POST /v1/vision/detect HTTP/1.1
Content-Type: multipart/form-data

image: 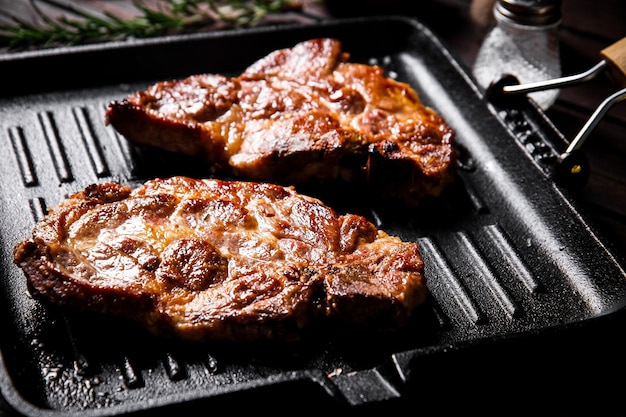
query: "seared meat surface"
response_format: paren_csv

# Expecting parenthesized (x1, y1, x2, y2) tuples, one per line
(13, 177, 427, 341)
(105, 38, 456, 206)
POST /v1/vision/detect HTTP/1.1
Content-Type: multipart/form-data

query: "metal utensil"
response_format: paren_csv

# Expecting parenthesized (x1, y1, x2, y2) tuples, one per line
(486, 36, 626, 188)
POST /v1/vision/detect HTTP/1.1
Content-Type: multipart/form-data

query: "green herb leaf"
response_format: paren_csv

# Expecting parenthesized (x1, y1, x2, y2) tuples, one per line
(0, 0, 305, 51)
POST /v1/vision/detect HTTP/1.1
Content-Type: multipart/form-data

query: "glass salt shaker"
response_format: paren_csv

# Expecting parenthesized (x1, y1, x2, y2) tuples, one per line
(472, 0, 563, 110)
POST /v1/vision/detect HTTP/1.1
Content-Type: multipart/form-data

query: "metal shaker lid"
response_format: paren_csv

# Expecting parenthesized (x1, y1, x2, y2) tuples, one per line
(495, 0, 562, 26)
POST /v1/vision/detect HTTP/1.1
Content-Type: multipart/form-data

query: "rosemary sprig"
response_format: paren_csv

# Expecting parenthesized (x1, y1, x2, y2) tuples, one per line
(0, 0, 304, 51)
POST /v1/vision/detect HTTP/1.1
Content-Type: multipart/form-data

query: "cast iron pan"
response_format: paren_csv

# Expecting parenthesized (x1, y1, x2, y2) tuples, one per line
(0, 16, 625, 416)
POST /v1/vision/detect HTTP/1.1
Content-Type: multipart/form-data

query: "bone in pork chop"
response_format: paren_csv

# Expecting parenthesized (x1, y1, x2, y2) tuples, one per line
(13, 177, 427, 342)
(105, 38, 456, 207)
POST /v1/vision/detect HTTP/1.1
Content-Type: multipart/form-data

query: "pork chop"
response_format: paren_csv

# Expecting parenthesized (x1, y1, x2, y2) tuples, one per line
(105, 38, 456, 207)
(13, 177, 427, 342)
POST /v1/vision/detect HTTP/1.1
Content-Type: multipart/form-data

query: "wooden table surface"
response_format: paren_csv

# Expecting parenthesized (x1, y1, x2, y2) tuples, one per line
(0, 1, 625, 416)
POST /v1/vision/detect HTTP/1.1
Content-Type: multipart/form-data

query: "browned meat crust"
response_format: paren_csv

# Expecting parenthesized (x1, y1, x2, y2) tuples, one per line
(105, 38, 456, 207)
(13, 177, 427, 342)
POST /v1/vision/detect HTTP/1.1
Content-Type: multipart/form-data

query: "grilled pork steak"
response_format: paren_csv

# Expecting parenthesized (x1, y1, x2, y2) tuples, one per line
(13, 177, 427, 342)
(105, 38, 456, 207)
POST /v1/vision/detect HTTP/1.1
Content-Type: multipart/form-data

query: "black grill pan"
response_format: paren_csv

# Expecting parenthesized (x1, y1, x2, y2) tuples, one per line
(1, 16, 625, 416)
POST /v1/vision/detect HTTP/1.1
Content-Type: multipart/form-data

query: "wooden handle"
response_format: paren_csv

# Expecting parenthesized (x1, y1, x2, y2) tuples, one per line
(600, 36, 626, 87)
